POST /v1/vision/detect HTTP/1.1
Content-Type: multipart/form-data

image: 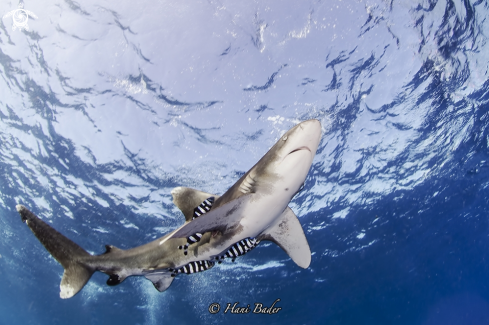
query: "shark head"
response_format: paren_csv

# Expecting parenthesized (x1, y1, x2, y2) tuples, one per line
(268, 119, 321, 192)
(169, 119, 321, 269)
(213, 119, 322, 210)
(246, 119, 321, 201)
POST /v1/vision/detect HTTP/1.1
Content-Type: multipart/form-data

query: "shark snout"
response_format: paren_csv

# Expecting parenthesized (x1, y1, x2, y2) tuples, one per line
(275, 119, 321, 178)
(288, 119, 321, 155)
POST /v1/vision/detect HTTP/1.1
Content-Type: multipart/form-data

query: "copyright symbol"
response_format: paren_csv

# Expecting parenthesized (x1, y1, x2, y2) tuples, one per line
(208, 303, 220, 314)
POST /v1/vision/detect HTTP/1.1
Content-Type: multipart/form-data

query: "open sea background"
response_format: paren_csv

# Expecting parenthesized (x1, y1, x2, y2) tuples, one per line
(1, 0, 489, 324)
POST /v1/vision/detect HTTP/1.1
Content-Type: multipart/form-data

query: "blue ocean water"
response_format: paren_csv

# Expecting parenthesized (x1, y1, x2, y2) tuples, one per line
(1, 0, 489, 324)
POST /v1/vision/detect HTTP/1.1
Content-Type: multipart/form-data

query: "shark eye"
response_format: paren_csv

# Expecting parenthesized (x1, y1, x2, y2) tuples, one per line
(282, 135, 288, 141)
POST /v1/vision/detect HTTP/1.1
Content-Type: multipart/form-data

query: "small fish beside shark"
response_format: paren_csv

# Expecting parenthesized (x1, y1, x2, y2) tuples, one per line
(16, 119, 321, 298)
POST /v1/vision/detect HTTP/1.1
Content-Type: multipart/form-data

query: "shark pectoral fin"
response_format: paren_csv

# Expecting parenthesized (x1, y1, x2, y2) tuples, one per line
(172, 194, 252, 239)
(171, 187, 220, 222)
(145, 273, 175, 292)
(258, 207, 311, 269)
(60, 263, 94, 299)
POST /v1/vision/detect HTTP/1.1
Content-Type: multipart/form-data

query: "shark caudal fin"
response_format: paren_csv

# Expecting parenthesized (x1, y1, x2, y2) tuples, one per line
(257, 207, 311, 268)
(16, 205, 94, 299)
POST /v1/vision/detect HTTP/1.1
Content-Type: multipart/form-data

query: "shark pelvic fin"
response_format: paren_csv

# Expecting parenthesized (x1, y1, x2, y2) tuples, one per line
(16, 205, 95, 299)
(257, 207, 311, 268)
(171, 187, 220, 223)
(106, 273, 127, 286)
(144, 272, 175, 292)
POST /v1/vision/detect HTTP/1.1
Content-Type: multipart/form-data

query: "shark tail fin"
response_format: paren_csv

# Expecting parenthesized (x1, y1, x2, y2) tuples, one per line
(257, 207, 311, 268)
(16, 205, 94, 299)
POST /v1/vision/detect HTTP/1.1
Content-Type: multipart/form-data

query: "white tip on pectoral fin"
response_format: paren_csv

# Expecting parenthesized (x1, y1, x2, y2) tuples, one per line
(258, 207, 311, 268)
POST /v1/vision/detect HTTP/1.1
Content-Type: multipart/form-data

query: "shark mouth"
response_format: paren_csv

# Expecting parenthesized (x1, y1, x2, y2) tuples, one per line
(288, 146, 311, 155)
(280, 146, 312, 165)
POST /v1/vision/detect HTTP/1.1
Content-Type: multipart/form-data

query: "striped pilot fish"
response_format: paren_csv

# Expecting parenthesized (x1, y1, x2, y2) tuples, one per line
(169, 237, 258, 277)
(178, 197, 214, 255)
(169, 260, 215, 277)
(172, 197, 259, 278)
(216, 237, 258, 263)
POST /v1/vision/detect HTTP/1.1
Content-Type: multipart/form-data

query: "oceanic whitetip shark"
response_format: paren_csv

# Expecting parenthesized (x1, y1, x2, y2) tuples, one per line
(16, 119, 321, 299)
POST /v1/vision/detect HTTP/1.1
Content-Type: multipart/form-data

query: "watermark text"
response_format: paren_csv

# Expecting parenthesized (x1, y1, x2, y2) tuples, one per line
(208, 299, 282, 315)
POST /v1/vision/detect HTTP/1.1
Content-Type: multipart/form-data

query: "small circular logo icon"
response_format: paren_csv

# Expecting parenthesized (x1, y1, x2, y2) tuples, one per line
(3, 3, 37, 32)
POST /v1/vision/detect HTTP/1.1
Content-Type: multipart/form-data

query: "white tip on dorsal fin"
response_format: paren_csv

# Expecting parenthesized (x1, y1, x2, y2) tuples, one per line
(257, 207, 311, 268)
(171, 187, 220, 223)
(144, 272, 175, 292)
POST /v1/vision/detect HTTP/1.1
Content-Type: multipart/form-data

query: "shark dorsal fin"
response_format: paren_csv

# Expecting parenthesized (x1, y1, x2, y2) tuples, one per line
(171, 187, 220, 222)
(144, 272, 175, 292)
(257, 207, 311, 268)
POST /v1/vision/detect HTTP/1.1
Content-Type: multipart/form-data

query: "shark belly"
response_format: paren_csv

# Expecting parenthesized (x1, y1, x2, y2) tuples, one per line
(174, 194, 290, 263)
(240, 194, 291, 236)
